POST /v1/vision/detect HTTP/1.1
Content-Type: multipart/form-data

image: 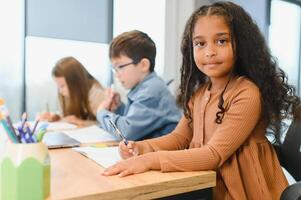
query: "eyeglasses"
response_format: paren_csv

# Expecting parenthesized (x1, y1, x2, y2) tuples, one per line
(112, 61, 135, 74)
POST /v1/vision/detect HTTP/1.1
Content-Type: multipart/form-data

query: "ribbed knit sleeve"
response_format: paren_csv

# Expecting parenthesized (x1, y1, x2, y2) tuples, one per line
(138, 116, 193, 154)
(142, 79, 262, 172)
(206, 84, 262, 165)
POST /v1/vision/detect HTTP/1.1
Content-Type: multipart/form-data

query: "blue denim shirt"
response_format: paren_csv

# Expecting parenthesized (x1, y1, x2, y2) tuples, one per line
(97, 72, 181, 141)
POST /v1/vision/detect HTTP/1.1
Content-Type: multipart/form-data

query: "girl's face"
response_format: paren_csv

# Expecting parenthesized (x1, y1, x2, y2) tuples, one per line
(192, 15, 234, 82)
(54, 77, 69, 97)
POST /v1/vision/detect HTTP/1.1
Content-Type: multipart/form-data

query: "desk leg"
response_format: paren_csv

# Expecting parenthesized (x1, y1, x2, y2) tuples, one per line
(156, 187, 212, 200)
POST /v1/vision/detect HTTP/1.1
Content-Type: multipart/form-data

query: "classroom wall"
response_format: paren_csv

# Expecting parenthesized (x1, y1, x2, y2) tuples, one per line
(164, 0, 211, 94)
(25, 0, 113, 119)
(222, 0, 269, 39)
(0, 0, 24, 121)
(26, 0, 113, 43)
(195, 0, 269, 38)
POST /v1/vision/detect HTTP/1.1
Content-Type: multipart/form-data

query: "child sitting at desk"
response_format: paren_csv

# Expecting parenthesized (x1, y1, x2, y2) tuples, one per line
(40, 56, 105, 126)
(102, 2, 301, 199)
(97, 30, 181, 140)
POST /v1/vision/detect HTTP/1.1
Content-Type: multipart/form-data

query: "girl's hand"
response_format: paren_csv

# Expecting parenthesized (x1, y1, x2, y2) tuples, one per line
(39, 112, 60, 122)
(62, 115, 83, 126)
(102, 153, 159, 177)
(119, 141, 139, 159)
(39, 112, 52, 121)
(62, 115, 96, 127)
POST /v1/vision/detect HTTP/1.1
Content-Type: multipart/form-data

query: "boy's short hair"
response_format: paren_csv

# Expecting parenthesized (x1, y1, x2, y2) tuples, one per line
(109, 30, 156, 72)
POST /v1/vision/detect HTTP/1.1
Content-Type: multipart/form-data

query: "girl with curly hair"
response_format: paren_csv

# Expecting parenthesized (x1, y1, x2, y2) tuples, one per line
(102, 2, 301, 199)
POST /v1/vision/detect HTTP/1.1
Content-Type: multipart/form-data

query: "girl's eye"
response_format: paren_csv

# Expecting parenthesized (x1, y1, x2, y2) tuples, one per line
(194, 41, 205, 47)
(217, 39, 228, 45)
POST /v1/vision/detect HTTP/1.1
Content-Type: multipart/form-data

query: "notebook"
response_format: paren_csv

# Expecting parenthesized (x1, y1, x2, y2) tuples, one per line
(62, 125, 117, 143)
(73, 146, 121, 168)
(42, 132, 80, 149)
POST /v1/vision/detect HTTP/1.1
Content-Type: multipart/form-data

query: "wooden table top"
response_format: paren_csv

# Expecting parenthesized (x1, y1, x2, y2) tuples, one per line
(47, 148, 216, 200)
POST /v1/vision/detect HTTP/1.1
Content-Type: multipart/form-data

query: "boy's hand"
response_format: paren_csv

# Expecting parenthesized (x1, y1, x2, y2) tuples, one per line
(119, 141, 139, 159)
(109, 93, 121, 112)
(97, 89, 115, 111)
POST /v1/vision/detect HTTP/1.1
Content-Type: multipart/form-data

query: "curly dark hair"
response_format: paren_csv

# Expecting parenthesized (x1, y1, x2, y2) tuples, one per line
(177, 1, 301, 144)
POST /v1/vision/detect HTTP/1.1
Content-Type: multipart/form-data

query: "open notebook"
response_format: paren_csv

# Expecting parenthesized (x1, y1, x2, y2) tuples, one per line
(62, 125, 118, 143)
(43, 125, 118, 149)
(73, 146, 121, 168)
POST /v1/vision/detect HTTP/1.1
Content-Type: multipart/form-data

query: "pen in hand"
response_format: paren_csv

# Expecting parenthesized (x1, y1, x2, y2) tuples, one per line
(46, 102, 50, 113)
(108, 85, 114, 111)
(108, 119, 128, 145)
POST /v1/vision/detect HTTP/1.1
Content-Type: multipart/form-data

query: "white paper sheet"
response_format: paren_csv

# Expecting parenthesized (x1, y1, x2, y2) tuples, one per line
(73, 146, 121, 168)
(63, 125, 118, 143)
(44, 121, 77, 131)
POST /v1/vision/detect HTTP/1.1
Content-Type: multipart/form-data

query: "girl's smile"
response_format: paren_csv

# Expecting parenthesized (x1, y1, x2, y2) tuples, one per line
(202, 61, 223, 69)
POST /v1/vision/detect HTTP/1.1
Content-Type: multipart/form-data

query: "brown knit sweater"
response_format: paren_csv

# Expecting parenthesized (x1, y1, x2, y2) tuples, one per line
(138, 76, 288, 200)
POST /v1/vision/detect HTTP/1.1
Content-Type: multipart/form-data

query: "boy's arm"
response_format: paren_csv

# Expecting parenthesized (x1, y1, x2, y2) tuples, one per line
(97, 95, 179, 141)
(96, 108, 123, 135)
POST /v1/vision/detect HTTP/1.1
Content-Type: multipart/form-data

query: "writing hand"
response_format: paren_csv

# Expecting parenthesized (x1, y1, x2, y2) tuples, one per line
(62, 115, 83, 126)
(39, 112, 60, 122)
(119, 140, 139, 159)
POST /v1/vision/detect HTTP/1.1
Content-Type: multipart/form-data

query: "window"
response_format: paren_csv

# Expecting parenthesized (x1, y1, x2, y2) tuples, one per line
(269, 0, 301, 94)
(113, 0, 166, 76)
(0, 0, 24, 121)
(25, 0, 113, 119)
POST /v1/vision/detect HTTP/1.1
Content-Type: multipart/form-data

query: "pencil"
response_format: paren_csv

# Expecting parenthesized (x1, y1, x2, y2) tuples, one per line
(108, 119, 128, 145)
(32, 115, 40, 134)
(46, 102, 50, 112)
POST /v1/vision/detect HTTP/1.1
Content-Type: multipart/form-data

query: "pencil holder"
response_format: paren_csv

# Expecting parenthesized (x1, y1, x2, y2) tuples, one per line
(0, 142, 50, 200)
(0, 126, 9, 199)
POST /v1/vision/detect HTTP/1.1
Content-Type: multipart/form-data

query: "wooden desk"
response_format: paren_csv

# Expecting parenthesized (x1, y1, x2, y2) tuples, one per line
(48, 148, 216, 200)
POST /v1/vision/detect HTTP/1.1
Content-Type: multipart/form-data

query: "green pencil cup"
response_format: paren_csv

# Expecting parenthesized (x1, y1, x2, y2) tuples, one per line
(0, 142, 50, 200)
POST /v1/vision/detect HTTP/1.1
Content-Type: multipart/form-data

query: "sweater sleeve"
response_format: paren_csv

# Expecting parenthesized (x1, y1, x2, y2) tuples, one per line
(97, 94, 179, 141)
(151, 84, 262, 172)
(137, 115, 193, 154)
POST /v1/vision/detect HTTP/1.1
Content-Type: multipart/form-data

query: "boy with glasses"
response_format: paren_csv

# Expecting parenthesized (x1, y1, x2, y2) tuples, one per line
(97, 30, 181, 141)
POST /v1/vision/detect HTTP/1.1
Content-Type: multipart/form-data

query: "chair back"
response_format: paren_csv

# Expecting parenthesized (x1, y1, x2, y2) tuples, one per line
(280, 182, 301, 200)
(280, 119, 301, 181)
